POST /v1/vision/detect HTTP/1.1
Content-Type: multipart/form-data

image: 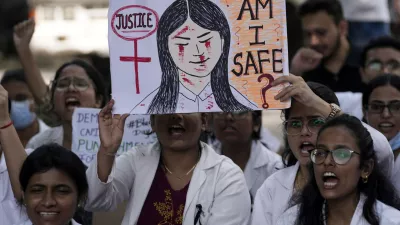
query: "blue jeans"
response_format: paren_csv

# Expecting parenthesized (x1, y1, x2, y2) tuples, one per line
(347, 21, 391, 66)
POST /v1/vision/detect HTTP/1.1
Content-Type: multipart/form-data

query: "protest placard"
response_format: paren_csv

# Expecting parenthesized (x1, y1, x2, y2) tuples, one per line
(72, 108, 157, 166)
(109, 0, 290, 114)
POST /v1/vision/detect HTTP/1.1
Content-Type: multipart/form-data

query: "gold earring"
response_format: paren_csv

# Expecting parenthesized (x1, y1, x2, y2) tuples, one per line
(362, 176, 368, 184)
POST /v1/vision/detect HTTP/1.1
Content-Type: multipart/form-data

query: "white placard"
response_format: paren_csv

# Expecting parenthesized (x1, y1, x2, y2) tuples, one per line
(72, 108, 157, 166)
(109, 0, 290, 114)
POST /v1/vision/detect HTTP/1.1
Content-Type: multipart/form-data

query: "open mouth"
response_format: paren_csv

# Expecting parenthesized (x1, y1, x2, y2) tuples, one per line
(378, 122, 394, 129)
(223, 125, 236, 132)
(322, 171, 339, 189)
(299, 141, 314, 156)
(65, 97, 80, 110)
(168, 124, 185, 137)
(189, 58, 210, 64)
(38, 211, 59, 219)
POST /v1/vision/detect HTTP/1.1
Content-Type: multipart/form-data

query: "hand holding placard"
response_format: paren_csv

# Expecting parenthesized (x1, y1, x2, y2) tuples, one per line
(98, 100, 129, 155)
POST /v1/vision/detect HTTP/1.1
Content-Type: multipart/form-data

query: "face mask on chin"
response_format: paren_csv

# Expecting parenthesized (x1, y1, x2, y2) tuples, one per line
(10, 100, 36, 130)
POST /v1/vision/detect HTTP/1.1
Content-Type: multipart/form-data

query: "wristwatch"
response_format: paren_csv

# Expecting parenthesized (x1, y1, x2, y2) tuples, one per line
(327, 103, 341, 120)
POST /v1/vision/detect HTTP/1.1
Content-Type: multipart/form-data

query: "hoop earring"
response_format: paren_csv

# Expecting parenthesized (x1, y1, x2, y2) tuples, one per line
(362, 176, 368, 184)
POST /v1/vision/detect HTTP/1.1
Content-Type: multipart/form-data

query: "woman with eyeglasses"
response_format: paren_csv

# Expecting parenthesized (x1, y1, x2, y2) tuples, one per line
(211, 111, 283, 205)
(363, 74, 400, 158)
(23, 59, 107, 224)
(276, 114, 400, 225)
(363, 74, 400, 193)
(251, 75, 394, 225)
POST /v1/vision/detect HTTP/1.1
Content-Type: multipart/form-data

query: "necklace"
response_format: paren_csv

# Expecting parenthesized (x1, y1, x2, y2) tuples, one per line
(161, 144, 202, 180)
(163, 162, 198, 180)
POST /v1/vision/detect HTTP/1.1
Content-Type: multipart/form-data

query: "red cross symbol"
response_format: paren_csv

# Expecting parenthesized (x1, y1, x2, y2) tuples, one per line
(119, 40, 151, 94)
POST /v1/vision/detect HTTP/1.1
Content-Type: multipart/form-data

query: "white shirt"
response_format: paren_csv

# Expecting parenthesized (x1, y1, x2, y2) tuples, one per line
(214, 140, 283, 199)
(251, 162, 299, 225)
(26, 126, 63, 150)
(0, 149, 33, 225)
(276, 195, 400, 225)
(251, 122, 394, 225)
(85, 142, 251, 225)
(37, 119, 50, 133)
(15, 219, 81, 225)
(393, 156, 400, 194)
(339, 0, 390, 22)
(336, 92, 363, 120)
(133, 82, 258, 113)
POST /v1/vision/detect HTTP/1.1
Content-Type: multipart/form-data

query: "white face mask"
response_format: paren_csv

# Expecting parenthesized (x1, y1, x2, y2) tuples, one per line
(10, 100, 36, 129)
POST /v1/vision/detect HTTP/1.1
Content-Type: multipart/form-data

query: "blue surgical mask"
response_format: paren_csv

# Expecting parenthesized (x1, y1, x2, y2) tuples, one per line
(389, 132, 400, 151)
(10, 100, 36, 130)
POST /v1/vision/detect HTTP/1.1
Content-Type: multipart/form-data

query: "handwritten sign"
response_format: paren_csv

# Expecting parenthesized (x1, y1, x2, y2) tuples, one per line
(72, 108, 157, 166)
(109, 0, 290, 114)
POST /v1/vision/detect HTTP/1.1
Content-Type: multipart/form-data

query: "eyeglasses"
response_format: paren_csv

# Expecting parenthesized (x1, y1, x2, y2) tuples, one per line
(54, 77, 91, 92)
(310, 148, 360, 165)
(366, 60, 400, 72)
(213, 111, 251, 120)
(365, 101, 400, 115)
(284, 117, 326, 135)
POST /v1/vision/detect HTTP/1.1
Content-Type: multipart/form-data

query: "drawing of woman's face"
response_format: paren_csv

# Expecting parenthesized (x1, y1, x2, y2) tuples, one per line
(168, 19, 223, 77)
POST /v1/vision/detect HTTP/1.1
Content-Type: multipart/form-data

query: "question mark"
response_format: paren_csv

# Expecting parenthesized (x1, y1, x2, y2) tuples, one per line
(273, 23, 281, 41)
(257, 73, 275, 109)
(235, 27, 241, 45)
(242, 80, 248, 96)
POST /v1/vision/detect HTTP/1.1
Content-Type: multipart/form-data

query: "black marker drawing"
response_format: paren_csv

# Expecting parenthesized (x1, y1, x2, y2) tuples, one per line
(133, 0, 257, 114)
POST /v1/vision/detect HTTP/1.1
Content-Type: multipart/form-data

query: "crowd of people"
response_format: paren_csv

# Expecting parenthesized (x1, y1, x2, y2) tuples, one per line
(1, 0, 400, 224)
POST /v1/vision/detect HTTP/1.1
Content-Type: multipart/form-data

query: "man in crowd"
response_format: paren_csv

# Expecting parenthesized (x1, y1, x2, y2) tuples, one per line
(360, 36, 400, 83)
(290, 0, 364, 92)
(1, 69, 48, 147)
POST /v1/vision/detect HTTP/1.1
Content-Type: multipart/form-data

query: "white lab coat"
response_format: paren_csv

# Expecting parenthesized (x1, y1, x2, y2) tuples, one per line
(251, 162, 299, 225)
(276, 195, 400, 225)
(85, 142, 251, 225)
(251, 122, 395, 225)
(393, 156, 400, 194)
(336, 92, 363, 120)
(214, 140, 283, 199)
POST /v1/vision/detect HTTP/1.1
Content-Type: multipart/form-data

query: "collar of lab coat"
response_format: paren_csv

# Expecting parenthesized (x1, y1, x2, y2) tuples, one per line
(275, 162, 300, 190)
(179, 81, 213, 102)
(134, 141, 224, 220)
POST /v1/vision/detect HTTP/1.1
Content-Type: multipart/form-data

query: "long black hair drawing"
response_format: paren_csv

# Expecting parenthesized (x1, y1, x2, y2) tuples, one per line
(146, 0, 251, 114)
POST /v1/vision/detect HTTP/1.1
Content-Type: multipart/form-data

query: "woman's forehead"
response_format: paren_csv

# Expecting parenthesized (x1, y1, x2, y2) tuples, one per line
(58, 65, 88, 79)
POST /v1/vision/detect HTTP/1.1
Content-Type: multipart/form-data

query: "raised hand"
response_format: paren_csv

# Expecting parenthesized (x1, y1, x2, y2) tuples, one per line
(98, 100, 129, 154)
(272, 74, 326, 109)
(290, 48, 323, 76)
(13, 19, 35, 51)
(0, 85, 11, 126)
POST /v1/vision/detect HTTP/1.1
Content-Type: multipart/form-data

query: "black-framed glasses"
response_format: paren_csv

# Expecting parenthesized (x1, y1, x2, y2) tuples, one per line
(366, 60, 400, 72)
(284, 117, 326, 135)
(365, 101, 400, 115)
(310, 148, 360, 165)
(54, 77, 91, 92)
(213, 111, 251, 120)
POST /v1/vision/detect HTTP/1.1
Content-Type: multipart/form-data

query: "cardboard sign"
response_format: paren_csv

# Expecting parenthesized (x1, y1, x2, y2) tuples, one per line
(72, 108, 157, 166)
(109, 0, 290, 114)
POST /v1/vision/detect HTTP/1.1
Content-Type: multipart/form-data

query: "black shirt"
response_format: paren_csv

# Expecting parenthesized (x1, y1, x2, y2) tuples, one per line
(302, 64, 365, 93)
